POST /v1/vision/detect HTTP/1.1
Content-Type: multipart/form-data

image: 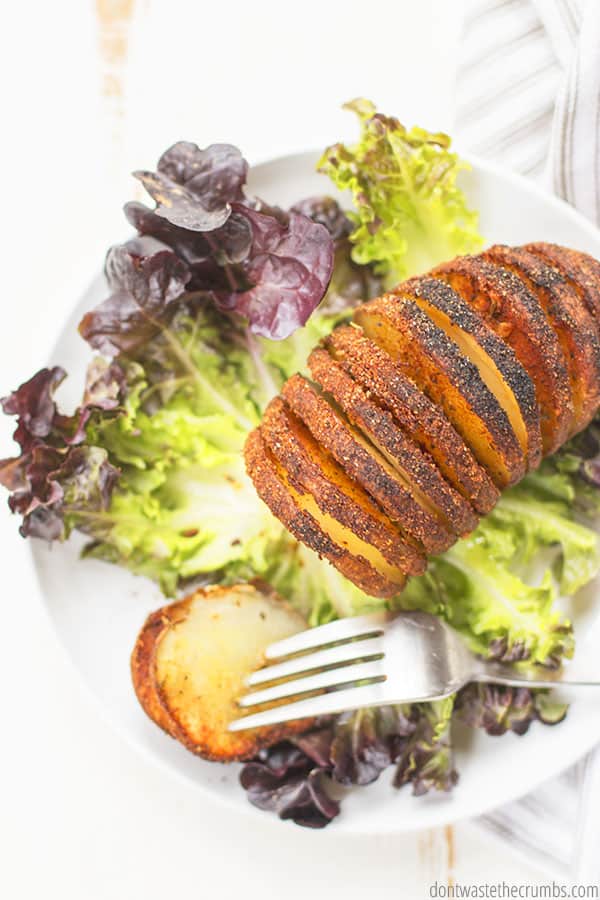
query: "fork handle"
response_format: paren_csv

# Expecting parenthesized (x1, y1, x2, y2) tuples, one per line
(474, 654, 600, 688)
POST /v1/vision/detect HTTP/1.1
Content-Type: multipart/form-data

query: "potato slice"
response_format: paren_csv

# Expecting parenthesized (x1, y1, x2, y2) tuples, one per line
(354, 297, 525, 488)
(262, 396, 424, 577)
(523, 242, 600, 328)
(245, 429, 401, 597)
(326, 325, 499, 515)
(485, 244, 600, 435)
(433, 255, 573, 454)
(399, 277, 542, 471)
(132, 605, 181, 739)
(281, 374, 455, 554)
(307, 347, 478, 538)
(131, 583, 311, 762)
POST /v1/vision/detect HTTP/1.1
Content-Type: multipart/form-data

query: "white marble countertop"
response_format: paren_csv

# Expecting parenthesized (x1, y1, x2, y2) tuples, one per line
(0, 1, 548, 896)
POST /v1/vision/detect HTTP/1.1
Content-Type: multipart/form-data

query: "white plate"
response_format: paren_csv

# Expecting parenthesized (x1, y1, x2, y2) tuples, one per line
(33, 151, 600, 835)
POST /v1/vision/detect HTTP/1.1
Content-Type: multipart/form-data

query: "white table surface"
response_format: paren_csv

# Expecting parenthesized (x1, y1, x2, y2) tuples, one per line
(0, 1, 547, 896)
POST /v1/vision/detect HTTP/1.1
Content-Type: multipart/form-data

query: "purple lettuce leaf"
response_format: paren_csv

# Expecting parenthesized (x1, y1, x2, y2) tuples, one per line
(455, 683, 567, 736)
(82, 358, 127, 410)
(134, 170, 230, 233)
(124, 202, 252, 293)
(291, 196, 382, 312)
(122, 142, 336, 340)
(16, 445, 120, 540)
(239, 741, 340, 829)
(328, 703, 457, 796)
(222, 206, 334, 340)
(293, 724, 336, 767)
(134, 141, 248, 233)
(0, 366, 122, 540)
(78, 238, 191, 356)
(392, 704, 457, 795)
(240, 702, 458, 828)
(290, 195, 353, 242)
(330, 706, 409, 786)
(127, 186, 334, 340)
(1, 366, 67, 446)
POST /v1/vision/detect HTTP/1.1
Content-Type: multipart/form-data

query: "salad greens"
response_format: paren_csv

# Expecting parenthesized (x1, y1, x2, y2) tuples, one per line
(398, 475, 598, 668)
(2, 101, 600, 829)
(241, 699, 457, 828)
(319, 99, 484, 286)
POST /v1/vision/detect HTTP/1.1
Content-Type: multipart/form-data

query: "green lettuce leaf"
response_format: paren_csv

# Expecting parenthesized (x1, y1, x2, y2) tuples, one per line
(489, 487, 600, 595)
(318, 98, 483, 286)
(524, 418, 600, 517)
(399, 446, 600, 670)
(258, 309, 347, 385)
(80, 306, 283, 594)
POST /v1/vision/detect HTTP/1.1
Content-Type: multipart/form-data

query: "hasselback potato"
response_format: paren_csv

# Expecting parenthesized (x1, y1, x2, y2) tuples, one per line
(245, 244, 600, 598)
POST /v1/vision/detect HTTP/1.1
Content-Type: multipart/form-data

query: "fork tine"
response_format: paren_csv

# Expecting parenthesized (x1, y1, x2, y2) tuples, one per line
(239, 659, 385, 708)
(246, 636, 384, 687)
(264, 611, 389, 660)
(228, 681, 390, 731)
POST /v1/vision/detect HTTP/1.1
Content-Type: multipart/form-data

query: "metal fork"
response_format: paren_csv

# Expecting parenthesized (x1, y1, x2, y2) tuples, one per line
(228, 610, 600, 731)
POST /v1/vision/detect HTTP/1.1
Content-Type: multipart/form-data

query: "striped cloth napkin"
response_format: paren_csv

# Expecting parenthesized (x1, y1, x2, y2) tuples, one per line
(456, 0, 600, 883)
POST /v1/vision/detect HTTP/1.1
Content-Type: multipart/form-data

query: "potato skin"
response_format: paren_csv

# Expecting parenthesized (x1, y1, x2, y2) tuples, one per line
(433, 255, 573, 454)
(399, 276, 542, 471)
(281, 373, 454, 554)
(131, 584, 316, 762)
(307, 347, 478, 538)
(484, 244, 600, 435)
(131, 604, 183, 738)
(245, 429, 402, 597)
(524, 242, 600, 328)
(355, 297, 525, 488)
(262, 396, 424, 576)
(326, 325, 499, 515)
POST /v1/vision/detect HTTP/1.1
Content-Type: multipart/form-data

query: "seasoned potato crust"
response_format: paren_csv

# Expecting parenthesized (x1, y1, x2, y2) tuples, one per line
(131, 605, 182, 738)
(399, 276, 542, 471)
(281, 374, 455, 554)
(355, 296, 525, 488)
(524, 242, 600, 339)
(326, 325, 499, 514)
(307, 347, 478, 538)
(485, 244, 600, 435)
(262, 396, 424, 576)
(131, 584, 312, 761)
(245, 429, 401, 597)
(433, 255, 573, 453)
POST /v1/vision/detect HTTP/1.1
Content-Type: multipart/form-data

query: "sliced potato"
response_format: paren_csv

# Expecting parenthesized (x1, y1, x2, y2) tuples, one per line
(307, 347, 478, 538)
(399, 276, 542, 471)
(262, 396, 425, 577)
(245, 429, 401, 597)
(523, 242, 600, 328)
(354, 297, 525, 488)
(485, 244, 600, 435)
(131, 605, 180, 739)
(326, 325, 499, 515)
(433, 255, 573, 454)
(131, 583, 311, 762)
(281, 373, 455, 554)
